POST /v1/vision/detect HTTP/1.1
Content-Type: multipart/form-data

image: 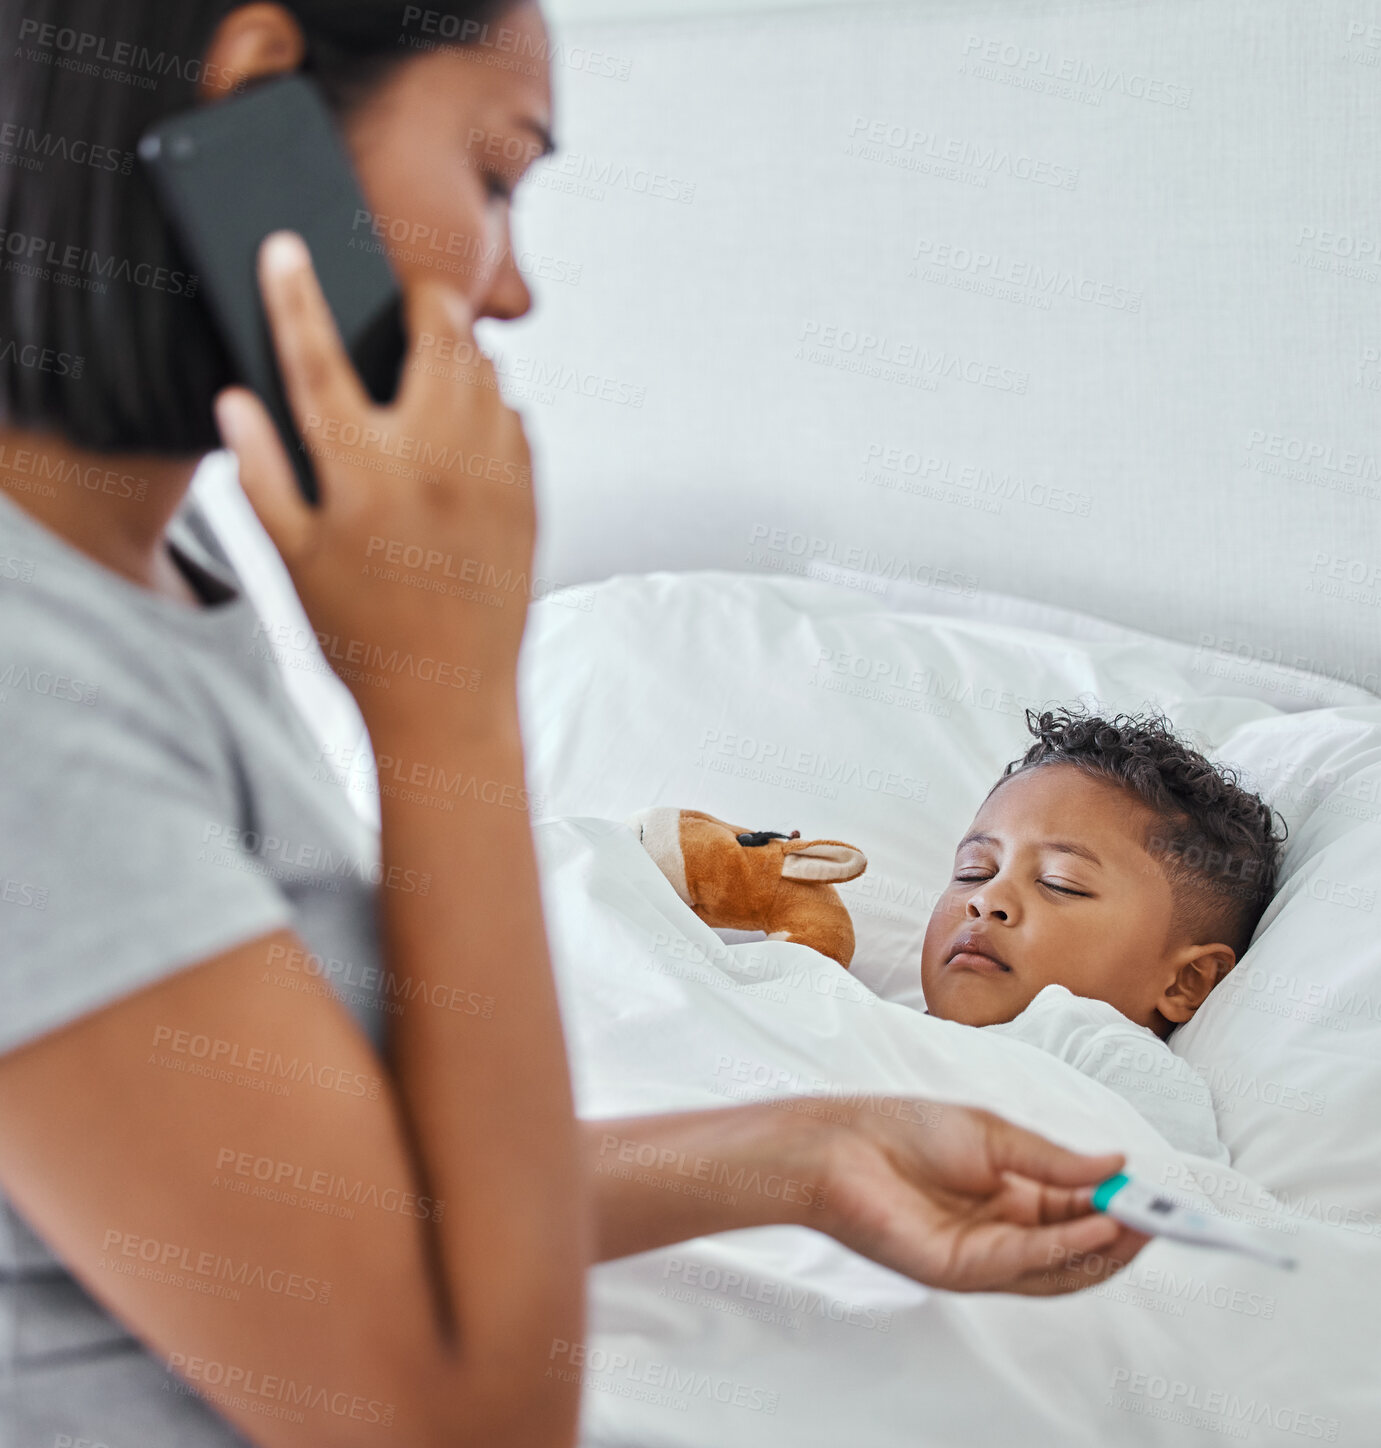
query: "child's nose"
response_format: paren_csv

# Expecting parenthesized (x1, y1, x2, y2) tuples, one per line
(966, 895, 1010, 922)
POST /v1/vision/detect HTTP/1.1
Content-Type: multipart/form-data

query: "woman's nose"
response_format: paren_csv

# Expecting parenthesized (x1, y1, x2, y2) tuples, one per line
(478, 242, 533, 323)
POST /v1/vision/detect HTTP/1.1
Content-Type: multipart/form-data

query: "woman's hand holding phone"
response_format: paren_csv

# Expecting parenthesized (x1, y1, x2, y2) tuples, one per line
(214, 230, 534, 734)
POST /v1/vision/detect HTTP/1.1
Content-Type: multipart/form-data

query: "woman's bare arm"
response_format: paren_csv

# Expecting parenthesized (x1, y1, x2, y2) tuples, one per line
(583, 1103, 1148, 1295)
(584, 1103, 831, 1260)
(375, 702, 588, 1398)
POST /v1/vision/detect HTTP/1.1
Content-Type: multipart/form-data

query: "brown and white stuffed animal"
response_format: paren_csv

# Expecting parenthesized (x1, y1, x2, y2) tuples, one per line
(626, 807, 868, 968)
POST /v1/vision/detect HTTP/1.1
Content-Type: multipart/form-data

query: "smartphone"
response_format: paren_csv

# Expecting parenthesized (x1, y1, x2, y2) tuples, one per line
(138, 75, 407, 504)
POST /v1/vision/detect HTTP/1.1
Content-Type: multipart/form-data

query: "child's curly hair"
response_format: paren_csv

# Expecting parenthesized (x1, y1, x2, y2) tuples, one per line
(1001, 706, 1288, 959)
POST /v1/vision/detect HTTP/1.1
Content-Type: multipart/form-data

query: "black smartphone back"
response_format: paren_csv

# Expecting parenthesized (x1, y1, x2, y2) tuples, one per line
(138, 75, 407, 504)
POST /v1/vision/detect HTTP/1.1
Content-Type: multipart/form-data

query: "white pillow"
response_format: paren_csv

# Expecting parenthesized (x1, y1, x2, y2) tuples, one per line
(1177, 710, 1381, 1227)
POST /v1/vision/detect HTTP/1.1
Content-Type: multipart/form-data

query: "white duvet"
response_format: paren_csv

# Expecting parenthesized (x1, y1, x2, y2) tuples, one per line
(517, 571, 1381, 1448)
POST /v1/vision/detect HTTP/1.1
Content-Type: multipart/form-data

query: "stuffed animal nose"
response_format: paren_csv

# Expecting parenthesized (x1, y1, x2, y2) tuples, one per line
(736, 829, 802, 846)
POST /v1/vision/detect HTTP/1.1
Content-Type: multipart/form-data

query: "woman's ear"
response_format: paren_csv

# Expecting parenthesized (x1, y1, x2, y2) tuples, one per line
(198, 2, 307, 100)
(1158, 944, 1237, 1024)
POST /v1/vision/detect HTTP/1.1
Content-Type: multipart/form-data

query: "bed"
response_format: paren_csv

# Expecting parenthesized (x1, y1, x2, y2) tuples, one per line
(191, 0, 1381, 1442)
(516, 571, 1381, 1446)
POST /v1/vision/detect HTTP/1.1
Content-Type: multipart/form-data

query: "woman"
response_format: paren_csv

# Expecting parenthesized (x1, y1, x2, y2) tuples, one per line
(0, 2, 1146, 1444)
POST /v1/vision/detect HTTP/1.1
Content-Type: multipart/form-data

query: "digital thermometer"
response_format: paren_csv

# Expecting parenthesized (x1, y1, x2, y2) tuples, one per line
(1093, 1173, 1298, 1270)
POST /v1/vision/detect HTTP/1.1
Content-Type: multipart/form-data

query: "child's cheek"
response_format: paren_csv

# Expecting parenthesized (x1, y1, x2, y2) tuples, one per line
(920, 892, 962, 960)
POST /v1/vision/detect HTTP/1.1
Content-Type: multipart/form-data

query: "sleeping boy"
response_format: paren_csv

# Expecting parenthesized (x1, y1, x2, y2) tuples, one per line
(920, 706, 1286, 1162)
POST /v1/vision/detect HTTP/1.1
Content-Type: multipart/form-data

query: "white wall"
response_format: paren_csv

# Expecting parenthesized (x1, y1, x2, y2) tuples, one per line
(482, 0, 1381, 690)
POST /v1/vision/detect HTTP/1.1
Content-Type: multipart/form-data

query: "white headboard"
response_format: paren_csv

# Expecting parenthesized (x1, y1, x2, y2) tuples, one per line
(482, 0, 1381, 693)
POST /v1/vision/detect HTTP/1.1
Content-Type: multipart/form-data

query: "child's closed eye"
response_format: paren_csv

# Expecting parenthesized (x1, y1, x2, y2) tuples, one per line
(951, 870, 1090, 897)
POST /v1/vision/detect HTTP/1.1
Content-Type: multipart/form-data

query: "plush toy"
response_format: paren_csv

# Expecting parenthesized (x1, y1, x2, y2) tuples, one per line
(626, 807, 868, 968)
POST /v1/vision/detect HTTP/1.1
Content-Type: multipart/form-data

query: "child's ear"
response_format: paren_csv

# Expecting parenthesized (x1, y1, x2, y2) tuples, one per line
(1158, 944, 1237, 1024)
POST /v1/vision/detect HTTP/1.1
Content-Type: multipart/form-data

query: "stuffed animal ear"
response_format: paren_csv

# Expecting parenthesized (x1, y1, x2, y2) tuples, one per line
(780, 840, 867, 883)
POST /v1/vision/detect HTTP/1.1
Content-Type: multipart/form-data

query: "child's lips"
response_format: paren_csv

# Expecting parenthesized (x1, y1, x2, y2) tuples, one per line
(947, 951, 1011, 976)
(945, 935, 1012, 975)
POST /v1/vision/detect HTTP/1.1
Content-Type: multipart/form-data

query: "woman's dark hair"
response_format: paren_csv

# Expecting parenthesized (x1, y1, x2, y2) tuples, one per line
(0, 0, 519, 455)
(1000, 705, 1288, 958)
